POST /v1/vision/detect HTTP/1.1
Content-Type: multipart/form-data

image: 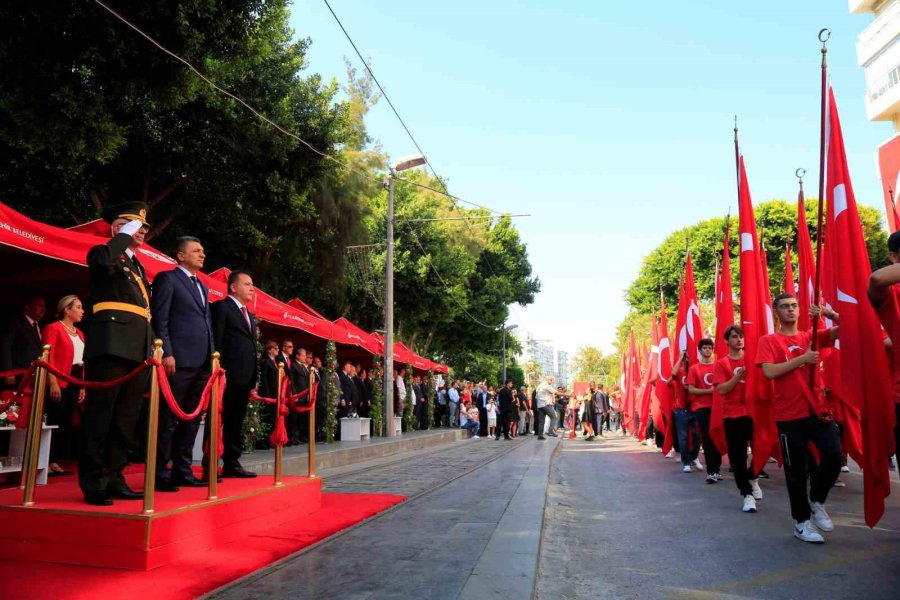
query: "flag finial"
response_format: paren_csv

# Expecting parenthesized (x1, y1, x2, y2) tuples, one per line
(796, 167, 806, 193)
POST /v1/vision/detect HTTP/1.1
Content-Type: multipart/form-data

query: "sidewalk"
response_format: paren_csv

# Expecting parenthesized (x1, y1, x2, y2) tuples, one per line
(208, 435, 558, 600)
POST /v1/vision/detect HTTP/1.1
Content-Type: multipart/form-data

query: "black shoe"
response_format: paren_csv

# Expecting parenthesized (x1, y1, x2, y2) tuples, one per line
(201, 471, 223, 483)
(758, 469, 770, 479)
(84, 492, 113, 506)
(504, 436, 512, 440)
(107, 483, 143, 500)
(174, 475, 206, 488)
(155, 479, 180, 492)
(547, 432, 558, 437)
(537, 436, 546, 440)
(221, 466, 257, 479)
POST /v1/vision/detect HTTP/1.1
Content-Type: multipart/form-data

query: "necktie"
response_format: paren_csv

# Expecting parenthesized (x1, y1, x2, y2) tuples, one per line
(240, 305, 252, 333)
(32, 320, 40, 339)
(190, 275, 205, 305)
(131, 254, 144, 279)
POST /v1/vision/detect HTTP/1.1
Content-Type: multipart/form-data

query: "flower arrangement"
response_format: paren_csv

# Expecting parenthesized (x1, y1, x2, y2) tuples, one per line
(0, 403, 19, 427)
(371, 354, 383, 436)
(426, 370, 434, 430)
(325, 341, 338, 443)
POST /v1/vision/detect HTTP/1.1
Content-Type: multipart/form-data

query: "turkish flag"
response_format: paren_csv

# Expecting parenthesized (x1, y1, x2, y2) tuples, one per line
(783, 245, 794, 296)
(737, 154, 778, 475)
(624, 330, 640, 436)
(638, 325, 659, 441)
(796, 191, 815, 333)
(823, 88, 895, 527)
(715, 225, 736, 360)
(655, 299, 676, 454)
(676, 254, 704, 364)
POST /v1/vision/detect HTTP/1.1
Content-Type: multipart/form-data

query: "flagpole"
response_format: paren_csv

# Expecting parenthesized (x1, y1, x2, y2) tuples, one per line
(734, 116, 740, 195)
(811, 28, 830, 354)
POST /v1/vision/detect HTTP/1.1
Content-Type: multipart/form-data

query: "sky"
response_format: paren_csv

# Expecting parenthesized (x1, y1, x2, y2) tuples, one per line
(288, 0, 893, 356)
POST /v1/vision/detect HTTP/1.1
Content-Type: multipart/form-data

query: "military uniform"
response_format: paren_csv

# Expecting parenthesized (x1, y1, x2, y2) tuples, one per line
(79, 203, 153, 504)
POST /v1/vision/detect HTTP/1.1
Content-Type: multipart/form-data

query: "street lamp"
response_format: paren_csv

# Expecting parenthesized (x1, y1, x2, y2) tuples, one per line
(501, 324, 518, 382)
(384, 154, 427, 437)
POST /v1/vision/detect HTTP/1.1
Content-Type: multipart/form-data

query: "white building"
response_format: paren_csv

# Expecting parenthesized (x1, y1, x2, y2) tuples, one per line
(850, 0, 900, 229)
(520, 334, 557, 384)
(556, 350, 570, 389)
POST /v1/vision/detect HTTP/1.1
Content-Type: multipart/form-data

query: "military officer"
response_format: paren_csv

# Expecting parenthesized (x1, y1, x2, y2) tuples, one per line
(79, 202, 153, 506)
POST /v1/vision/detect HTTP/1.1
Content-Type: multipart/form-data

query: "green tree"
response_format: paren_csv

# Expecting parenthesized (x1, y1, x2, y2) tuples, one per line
(571, 346, 606, 382)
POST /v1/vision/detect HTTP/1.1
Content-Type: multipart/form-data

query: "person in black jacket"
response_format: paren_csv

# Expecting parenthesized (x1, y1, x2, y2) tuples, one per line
(291, 347, 310, 444)
(338, 361, 358, 417)
(1, 296, 46, 389)
(79, 202, 153, 506)
(354, 366, 370, 418)
(497, 379, 515, 440)
(207, 270, 258, 479)
(256, 340, 280, 450)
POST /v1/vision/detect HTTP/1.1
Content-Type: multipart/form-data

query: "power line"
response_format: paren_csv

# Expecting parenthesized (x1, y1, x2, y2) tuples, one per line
(320, 0, 505, 216)
(90, 0, 498, 214)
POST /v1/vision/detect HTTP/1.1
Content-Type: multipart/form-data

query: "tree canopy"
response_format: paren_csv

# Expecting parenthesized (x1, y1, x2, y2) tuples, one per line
(0, 2, 539, 381)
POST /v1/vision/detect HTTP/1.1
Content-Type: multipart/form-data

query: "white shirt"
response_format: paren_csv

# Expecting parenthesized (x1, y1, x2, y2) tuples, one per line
(536, 382, 556, 408)
(24, 314, 40, 336)
(70, 330, 85, 366)
(229, 295, 252, 331)
(395, 375, 407, 401)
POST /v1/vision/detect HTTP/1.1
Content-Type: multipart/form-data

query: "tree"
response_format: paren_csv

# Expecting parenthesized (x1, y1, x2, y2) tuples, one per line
(571, 346, 606, 383)
(625, 199, 888, 314)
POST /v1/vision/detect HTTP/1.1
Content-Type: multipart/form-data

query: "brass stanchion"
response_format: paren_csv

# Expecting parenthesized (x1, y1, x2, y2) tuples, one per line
(274, 362, 285, 486)
(207, 352, 221, 500)
(308, 369, 317, 478)
(21, 345, 51, 506)
(142, 340, 163, 515)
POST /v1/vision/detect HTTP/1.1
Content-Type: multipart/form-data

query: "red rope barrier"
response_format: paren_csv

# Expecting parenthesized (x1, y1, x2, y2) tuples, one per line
(249, 377, 319, 447)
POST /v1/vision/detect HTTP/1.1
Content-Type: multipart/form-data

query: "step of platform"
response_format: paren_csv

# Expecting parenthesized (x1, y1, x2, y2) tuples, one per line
(241, 428, 466, 475)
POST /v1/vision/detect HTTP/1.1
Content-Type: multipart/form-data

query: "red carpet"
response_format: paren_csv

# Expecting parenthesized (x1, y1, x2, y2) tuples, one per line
(0, 492, 405, 599)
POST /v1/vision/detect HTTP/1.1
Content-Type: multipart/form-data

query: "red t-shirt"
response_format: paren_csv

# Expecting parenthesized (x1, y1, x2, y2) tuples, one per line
(874, 284, 900, 404)
(755, 329, 833, 422)
(711, 356, 749, 419)
(686, 362, 716, 410)
(671, 369, 688, 410)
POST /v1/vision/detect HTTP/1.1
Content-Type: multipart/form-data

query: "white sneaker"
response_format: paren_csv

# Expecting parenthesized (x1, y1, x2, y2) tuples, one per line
(692, 459, 704, 471)
(793, 520, 824, 544)
(810, 502, 834, 532)
(833, 478, 846, 487)
(749, 478, 763, 500)
(472, 435, 479, 439)
(683, 465, 692, 473)
(840, 465, 850, 473)
(742, 495, 757, 513)
(665, 450, 675, 459)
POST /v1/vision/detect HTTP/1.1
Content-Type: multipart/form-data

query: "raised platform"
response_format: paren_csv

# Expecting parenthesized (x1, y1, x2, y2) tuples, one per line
(243, 427, 466, 474)
(0, 470, 321, 571)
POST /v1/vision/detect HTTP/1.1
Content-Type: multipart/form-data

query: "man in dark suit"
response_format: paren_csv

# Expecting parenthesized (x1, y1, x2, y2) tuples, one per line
(80, 202, 153, 506)
(497, 379, 515, 440)
(1, 296, 46, 388)
(354, 366, 369, 419)
(208, 270, 258, 479)
(338, 361, 358, 418)
(290, 348, 310, 444)
(150, 236, 214, 491)
(415, 375, 430, 430)
(256, 340, 280, 450)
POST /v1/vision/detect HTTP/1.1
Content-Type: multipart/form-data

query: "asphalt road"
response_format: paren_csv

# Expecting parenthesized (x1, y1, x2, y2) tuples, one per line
(535, 434, 900, 600)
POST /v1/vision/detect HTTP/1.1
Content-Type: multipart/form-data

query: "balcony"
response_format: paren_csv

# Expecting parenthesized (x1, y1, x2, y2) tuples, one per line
(857, 1, 900, 64)
(850, 0, 880, 14)
(865, 60, 900, 120)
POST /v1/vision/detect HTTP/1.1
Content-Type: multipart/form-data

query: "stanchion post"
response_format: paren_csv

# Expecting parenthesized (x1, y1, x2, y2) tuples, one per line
(142, 340, 163, 515)
(308, 369, 317, 478)
(207, 352, 221, 500)
(21, 345, 51, 506)
(274, 362, 285, 486)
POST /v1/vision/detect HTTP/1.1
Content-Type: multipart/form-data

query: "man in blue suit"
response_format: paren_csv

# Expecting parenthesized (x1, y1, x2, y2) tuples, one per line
(150, 236, 215, 490)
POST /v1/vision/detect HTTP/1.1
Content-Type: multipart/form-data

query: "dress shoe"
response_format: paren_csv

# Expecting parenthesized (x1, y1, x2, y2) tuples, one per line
(107, 484, 143, 500)
(201, 472, 223, 483)
(155, 479, 180, 492)
(174, 475, 207, 487)
(221, 466, 257, 479)
(84, 492, 113, 506)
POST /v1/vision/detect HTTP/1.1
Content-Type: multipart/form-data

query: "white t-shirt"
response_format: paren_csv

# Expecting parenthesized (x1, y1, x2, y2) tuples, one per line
(536, 382, 556, 408)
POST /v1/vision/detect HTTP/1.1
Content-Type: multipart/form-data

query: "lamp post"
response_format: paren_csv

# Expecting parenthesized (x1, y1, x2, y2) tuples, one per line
(501, 324, 518, 382)
(384, 154, 427, 437)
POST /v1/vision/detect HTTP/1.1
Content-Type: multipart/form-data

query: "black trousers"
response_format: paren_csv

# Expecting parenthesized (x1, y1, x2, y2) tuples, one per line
(156, 365, 208, 482)
(498, 409, 510, 438)
(777, 416, 843, 522)
(205, 381, 253, 471)
(478, 404, 488, 436)
(46, 364, 81, 464)
(79, 355, 149, 496)
(724, 416, 755, 496)
(695, 408, 722, 475)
